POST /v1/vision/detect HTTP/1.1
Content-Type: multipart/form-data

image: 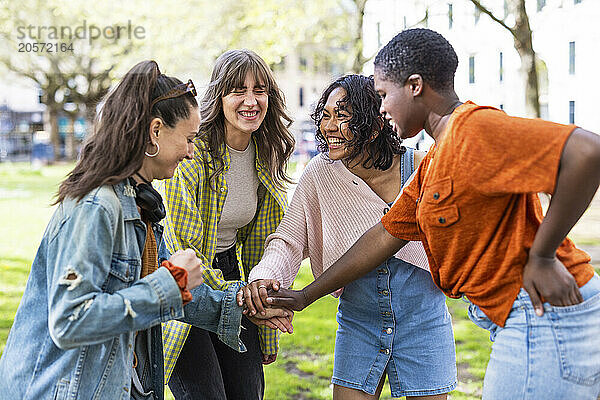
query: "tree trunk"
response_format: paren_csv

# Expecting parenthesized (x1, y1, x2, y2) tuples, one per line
(351, 0, 368, 73)
(47, 107, 60, 162)
(64, 116, 77, 161)
(469, 0, 541, 118)
(510, 0, 540, 118)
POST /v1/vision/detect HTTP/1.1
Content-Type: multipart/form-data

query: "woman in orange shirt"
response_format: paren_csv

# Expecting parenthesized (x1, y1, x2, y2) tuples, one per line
(268, 29, 600, 399)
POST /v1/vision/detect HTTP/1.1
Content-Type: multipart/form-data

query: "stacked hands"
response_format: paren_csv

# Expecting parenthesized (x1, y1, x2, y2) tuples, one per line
(236, 280, 304, 335)
(170, 250, 326, 366)
(167, 250, 307, 319)
(166, 252, 305, 365)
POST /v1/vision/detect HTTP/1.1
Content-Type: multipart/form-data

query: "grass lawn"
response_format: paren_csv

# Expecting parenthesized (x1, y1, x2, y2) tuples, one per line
(1, 162, 598, 399)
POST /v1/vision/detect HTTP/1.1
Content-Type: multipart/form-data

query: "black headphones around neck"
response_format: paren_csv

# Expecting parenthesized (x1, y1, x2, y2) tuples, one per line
(129, 175, 166, 223)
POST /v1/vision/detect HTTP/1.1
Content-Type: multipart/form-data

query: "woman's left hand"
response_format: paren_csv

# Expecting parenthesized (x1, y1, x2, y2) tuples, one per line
(262, 353, 277, 365)
(522, 253, 583, 316)
(237, 279, 280, 316)
(245, 306, 294, 333)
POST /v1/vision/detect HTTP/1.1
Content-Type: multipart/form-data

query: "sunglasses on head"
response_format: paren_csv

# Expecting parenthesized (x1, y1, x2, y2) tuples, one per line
(150, 79, 197, 109)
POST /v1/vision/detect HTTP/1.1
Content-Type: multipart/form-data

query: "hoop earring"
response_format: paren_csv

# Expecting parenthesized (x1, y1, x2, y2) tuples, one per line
(145, 143, 160, 157)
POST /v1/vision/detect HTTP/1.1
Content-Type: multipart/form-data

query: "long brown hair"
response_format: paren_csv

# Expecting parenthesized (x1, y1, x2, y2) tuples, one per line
(56, 60, 198, 203)
(198, 49, 295, 189)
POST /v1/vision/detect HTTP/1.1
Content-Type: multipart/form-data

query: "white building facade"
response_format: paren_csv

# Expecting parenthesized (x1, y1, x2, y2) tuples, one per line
(362, 0, 600, 132)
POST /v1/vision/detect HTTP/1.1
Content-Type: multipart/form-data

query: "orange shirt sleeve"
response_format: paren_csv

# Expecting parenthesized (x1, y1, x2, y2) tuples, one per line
(380, 150, 432, 241)
(457, 107, 576, 195)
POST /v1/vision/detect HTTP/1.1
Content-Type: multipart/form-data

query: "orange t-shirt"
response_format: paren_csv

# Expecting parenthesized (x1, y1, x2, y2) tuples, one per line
(381, 101, 593, 327)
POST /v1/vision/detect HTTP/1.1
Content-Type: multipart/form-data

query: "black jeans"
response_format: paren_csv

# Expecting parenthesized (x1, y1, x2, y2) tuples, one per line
(168, 246, 264, 400)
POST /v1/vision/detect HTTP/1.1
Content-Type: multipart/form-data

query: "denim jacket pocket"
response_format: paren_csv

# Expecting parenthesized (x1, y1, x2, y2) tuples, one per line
(103, 256, 139, 293)
(53, 379, 69, 400)
(547, 292, 600, 386)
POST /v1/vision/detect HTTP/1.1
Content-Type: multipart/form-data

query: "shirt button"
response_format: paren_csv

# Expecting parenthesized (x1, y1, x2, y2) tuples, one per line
(378, 269, 388, 274)
(383, 207, 390, 215)
(433, 192, 440, 200)
(124, 387, 129, 392)
(220, 187, 226, 192)
(381, 290, 389, 296)
(383, 311, 392, 316)
(384, 349, 390, 354)
(438, 217, 446, 224)
(386, 328, 393, 334)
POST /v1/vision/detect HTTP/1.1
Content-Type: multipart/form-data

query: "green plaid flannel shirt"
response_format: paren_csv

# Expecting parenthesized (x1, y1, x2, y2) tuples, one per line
(157, 139, 287, 382)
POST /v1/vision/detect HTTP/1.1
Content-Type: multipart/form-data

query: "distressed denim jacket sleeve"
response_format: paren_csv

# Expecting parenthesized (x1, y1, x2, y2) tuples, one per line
(179, 281, 247, 352)
(47, 196, 184, 350)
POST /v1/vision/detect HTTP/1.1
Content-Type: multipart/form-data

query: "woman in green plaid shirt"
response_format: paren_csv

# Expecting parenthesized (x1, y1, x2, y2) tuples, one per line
(159, 49, 295, 399)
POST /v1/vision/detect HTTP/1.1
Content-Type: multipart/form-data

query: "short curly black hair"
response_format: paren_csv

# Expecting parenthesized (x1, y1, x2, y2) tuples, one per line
(374, 28, 458, 92)
(311, 74, 404, 171)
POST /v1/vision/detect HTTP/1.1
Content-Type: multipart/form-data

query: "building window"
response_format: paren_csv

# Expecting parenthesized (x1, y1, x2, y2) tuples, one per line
(574, 0, 582, 4)
(377, 22, 382, 47)
(537, 0, 546, 11)
(569, 41, 575, 75)
(569, 101, 575, 124)
(469, 56, 475, 84)
(299, 87, 304, 108)
(474, 5, 481, 24)
(403, 16, 407, 30)
(499, 52, 503, 82)
(499, 104, 504, 110)
(448, 3, 453, 29)
(299, 56, 307, 72)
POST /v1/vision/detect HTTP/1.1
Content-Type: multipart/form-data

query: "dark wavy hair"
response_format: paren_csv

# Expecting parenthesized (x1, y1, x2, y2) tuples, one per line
(374, 28, 458, 92)
(198, 49, 295, 190)
(312, 74, 404, 170)
(56, 60, 198, 203)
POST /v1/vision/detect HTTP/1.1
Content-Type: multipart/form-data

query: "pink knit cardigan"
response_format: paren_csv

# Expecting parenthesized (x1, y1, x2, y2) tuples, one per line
(248, 155, 429, 294)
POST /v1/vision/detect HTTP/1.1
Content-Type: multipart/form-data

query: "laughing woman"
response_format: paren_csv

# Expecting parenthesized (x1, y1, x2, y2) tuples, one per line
(240, 75, 457, 400)
(159, 49, 295, 400)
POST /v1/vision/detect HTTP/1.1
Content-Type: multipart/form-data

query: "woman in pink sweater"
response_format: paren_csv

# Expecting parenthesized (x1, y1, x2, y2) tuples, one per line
(239, 75, 457, 400)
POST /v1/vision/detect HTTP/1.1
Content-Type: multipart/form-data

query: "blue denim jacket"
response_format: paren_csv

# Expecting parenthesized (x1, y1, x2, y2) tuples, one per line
(0, 180, 244, 400)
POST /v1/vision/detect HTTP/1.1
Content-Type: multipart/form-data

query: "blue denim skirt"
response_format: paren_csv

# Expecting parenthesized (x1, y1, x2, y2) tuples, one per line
(333, 257, 457, 397)
(467, 272, 600, 400)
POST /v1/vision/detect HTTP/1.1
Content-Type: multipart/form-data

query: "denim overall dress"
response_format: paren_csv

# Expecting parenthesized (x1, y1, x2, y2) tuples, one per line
(332, 147, 458, 398)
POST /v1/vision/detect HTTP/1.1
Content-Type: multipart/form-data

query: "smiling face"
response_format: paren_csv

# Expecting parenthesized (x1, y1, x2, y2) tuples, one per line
(149, 105, 201, 180)
(222, 71, 268, 143)
(374, 69, 425, 140)
(319, 87, 353, 161)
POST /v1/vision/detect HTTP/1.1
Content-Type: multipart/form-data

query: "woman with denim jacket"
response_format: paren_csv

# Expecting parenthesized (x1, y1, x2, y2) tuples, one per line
(0, 60, 286, 400)
(159, 49, 295, 400)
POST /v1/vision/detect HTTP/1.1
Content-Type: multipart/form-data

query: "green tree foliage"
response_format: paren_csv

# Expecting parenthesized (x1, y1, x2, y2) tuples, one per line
(0, 0, 364, 158)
